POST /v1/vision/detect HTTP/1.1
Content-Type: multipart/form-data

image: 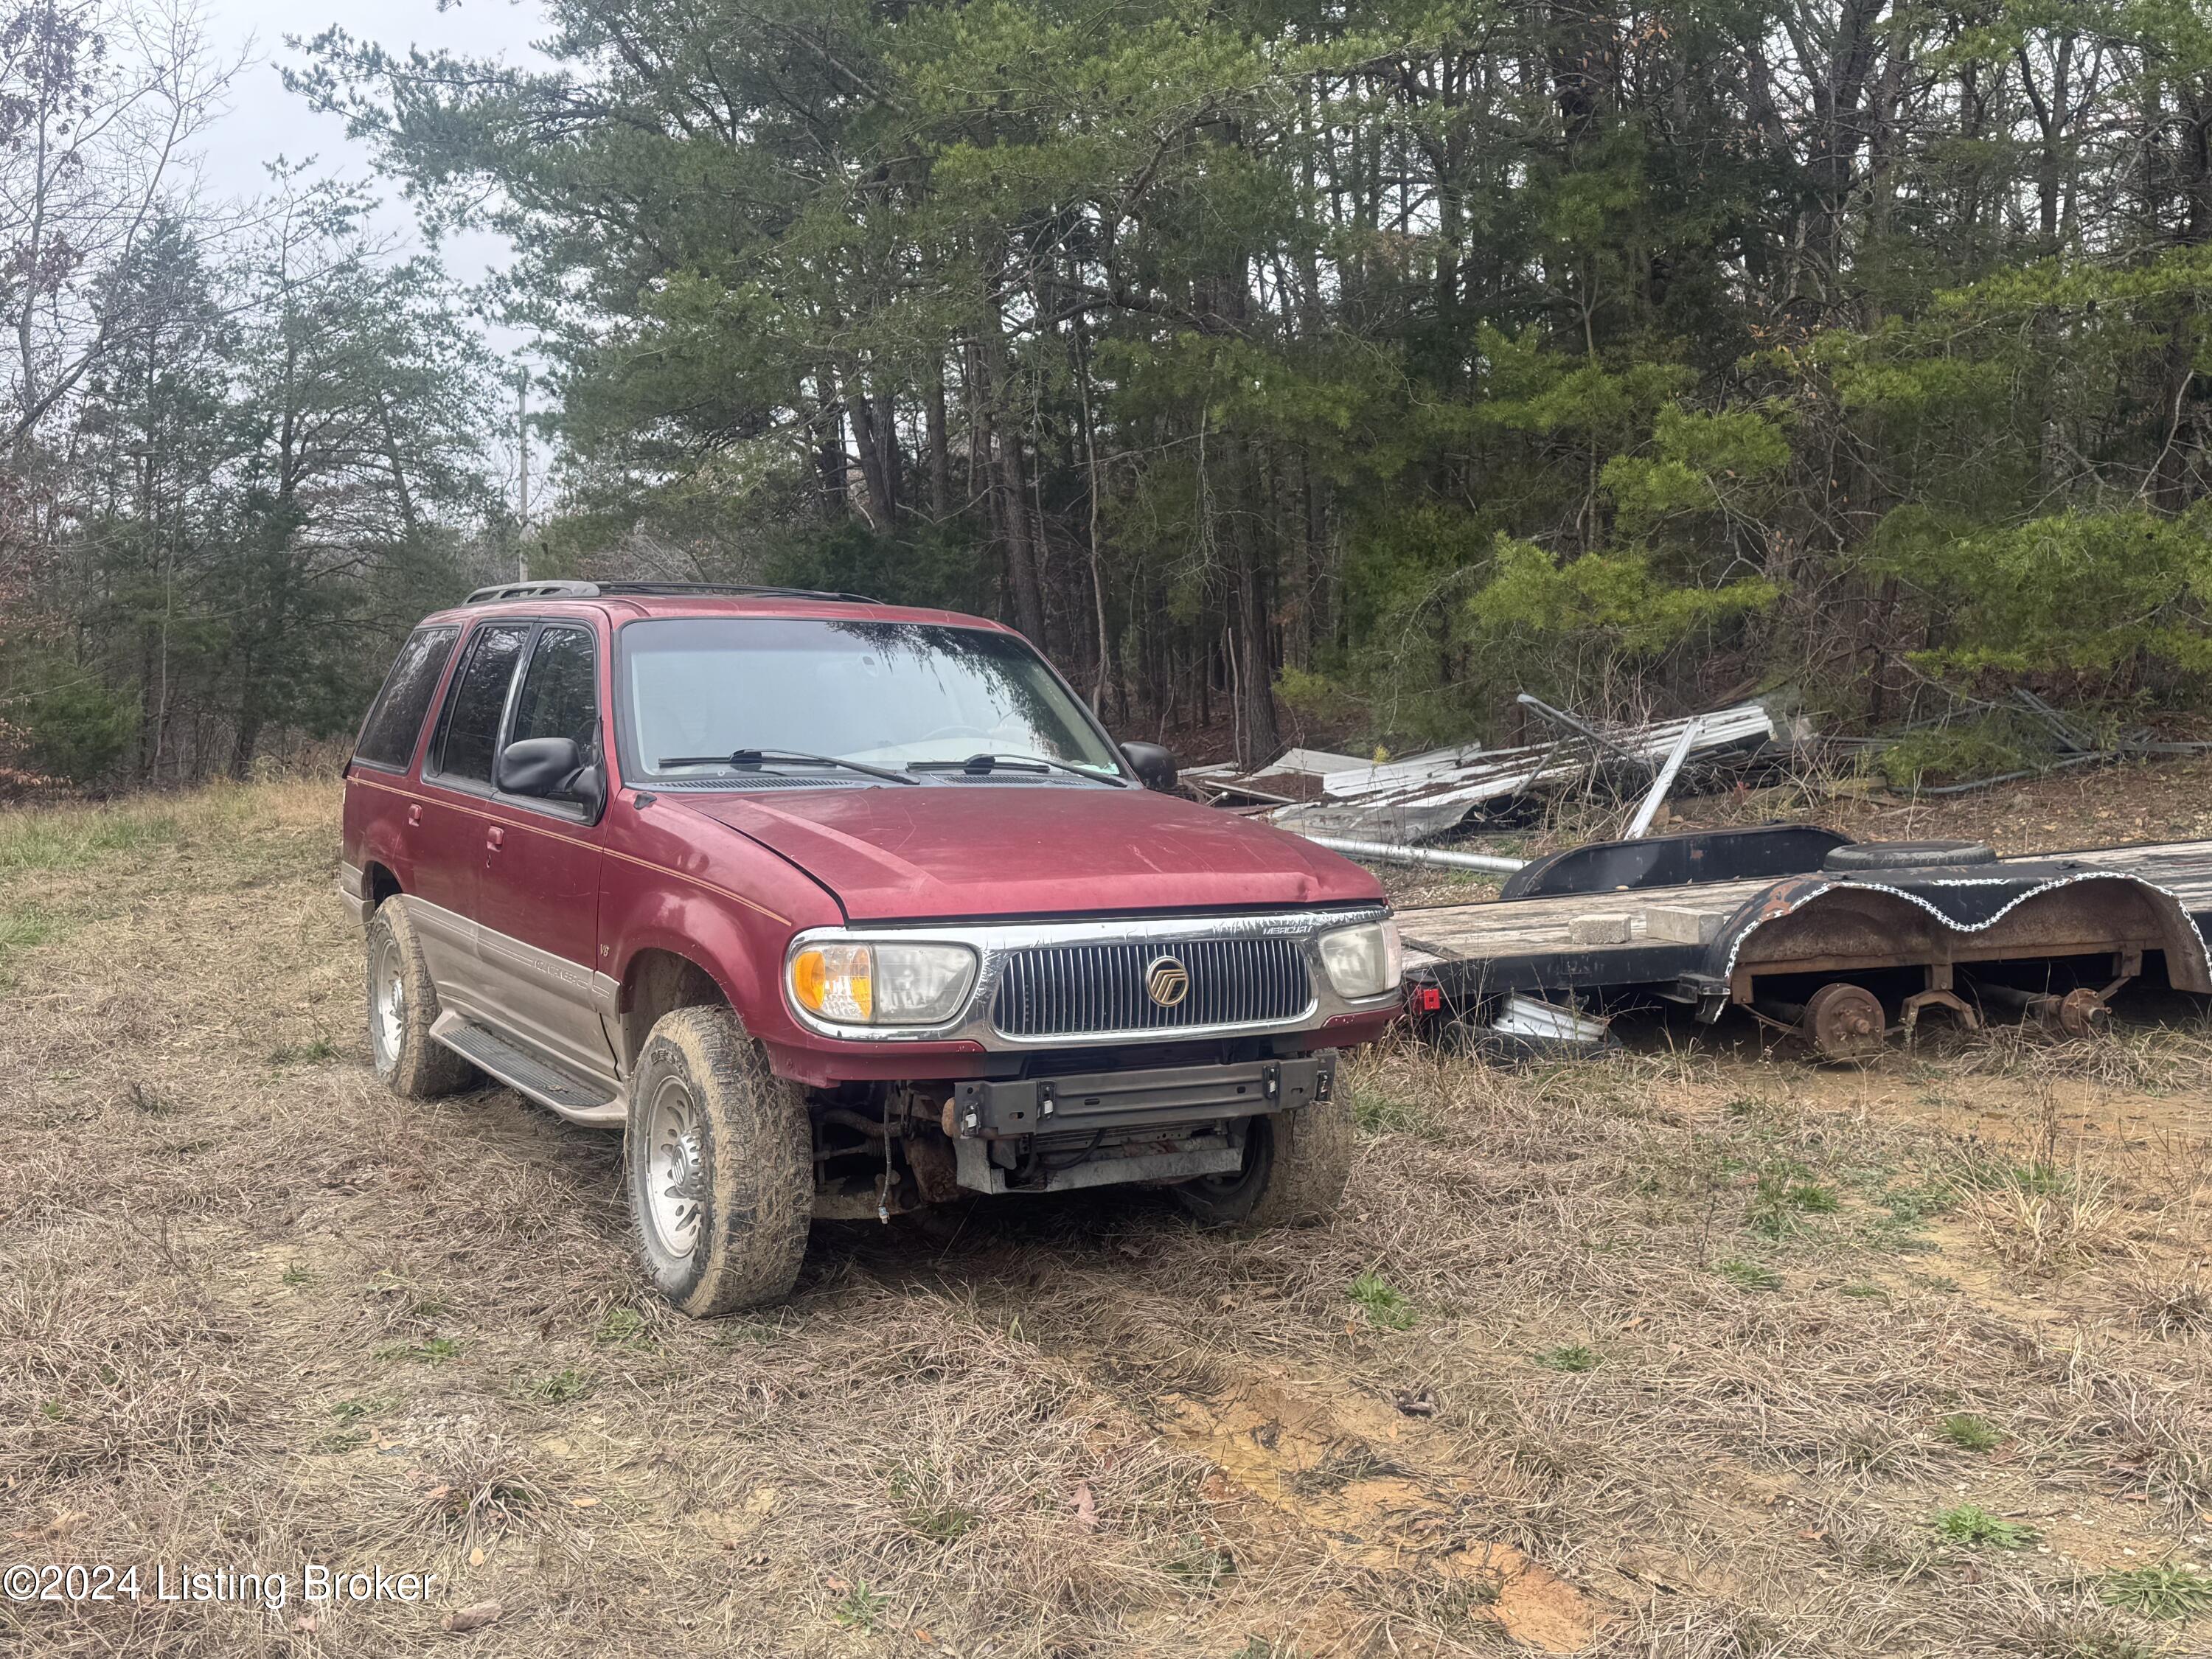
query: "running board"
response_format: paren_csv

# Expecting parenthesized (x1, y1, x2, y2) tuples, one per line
(430, 1012, 626, 1128)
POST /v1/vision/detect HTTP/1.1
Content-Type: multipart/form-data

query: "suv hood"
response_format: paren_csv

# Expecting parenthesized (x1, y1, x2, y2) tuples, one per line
(670, 784, 1383, 922)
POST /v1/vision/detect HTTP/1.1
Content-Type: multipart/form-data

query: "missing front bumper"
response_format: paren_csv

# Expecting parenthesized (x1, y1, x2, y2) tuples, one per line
(947, 1054, 1334, 1196)
(950, 1054, 1334, 1140)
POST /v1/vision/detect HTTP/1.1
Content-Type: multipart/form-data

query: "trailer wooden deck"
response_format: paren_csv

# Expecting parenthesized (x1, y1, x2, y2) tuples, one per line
(1400, 838, 2212, 983)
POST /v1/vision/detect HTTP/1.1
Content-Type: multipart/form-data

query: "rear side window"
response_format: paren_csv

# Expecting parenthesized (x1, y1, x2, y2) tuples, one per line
(509, 626, 599, 757)
(354, 626, 460, 771)
(432, 623, 531, 786)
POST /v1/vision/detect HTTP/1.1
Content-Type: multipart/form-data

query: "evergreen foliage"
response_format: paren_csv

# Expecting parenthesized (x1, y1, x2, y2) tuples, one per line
(10, 0, 2212, 781)
(294, 0, 2212, 760)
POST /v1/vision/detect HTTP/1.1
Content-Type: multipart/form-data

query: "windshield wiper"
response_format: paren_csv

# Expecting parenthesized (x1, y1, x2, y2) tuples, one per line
(906, 752, 1130, 786)
(655, 748, 919, 785)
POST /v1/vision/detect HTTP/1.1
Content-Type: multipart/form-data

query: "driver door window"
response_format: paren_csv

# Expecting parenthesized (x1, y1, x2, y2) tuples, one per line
(508, 625, 599, 762)
(433, 623, 530, 787)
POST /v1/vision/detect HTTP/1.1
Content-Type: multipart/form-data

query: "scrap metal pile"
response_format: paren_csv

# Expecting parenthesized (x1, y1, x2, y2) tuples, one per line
(1182, 690, 2212, 1065)
(1185, 696, 1798, 850)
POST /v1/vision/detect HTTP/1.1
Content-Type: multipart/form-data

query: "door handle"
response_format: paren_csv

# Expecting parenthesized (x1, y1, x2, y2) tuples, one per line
(486, 826, 504, 852)
(406, 803, 422, 827)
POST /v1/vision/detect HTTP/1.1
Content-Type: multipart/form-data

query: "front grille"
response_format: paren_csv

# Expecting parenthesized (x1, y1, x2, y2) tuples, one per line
(992, 936, 1312, 1039)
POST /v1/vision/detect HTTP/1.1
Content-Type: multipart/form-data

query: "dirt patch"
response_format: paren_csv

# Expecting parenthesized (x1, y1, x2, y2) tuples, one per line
(1157, 1374, 1606, 1652)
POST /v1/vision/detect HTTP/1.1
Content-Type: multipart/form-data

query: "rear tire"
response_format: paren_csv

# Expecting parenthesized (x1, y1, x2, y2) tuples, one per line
(625, 1006, 813, 1315)
(1173, 1089, 1352, 1230)
(365, 900, 476, 1099)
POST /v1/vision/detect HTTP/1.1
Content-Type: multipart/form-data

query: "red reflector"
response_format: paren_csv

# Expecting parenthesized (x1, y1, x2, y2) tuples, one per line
(1413, 987, 1444, 1013)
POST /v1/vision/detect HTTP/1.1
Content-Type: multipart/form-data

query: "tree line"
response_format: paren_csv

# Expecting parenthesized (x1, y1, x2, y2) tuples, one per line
(7, 0, 2212, 787)
(0, 0, 509, 787)
(310, 0, 2212, 771)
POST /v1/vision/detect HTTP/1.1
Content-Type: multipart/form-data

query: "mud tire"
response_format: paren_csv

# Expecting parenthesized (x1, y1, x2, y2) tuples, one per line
(625, 1006, 813, 1316)
(1173, 1085, 1352, 1230)
(365, 900, 477, 1099)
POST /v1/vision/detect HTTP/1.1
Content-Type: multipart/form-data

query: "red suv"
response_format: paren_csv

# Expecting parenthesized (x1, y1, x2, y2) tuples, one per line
(338, 582, 1402, 1312)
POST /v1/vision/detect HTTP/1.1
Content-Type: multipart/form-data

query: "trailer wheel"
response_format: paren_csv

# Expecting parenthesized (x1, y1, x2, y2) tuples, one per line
(625, 1006, 813, 1316)
(1804, 982, 1887, 1060)
(1823, 839, 1997, 872)
(1174, 1094, 1352, 1229)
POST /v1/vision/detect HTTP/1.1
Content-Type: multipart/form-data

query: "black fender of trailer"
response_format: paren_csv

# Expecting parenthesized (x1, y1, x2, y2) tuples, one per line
(1693, 863, 2212, 996)
(1498, 824, 1854, 901)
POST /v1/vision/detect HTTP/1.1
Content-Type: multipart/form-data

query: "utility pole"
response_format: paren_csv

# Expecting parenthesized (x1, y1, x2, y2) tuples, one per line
(516, 368, 530, 582)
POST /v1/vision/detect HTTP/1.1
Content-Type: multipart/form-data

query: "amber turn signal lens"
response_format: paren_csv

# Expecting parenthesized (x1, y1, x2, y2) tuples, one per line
(790, 942, 873, 1021)
(787, 939, 978, 1026)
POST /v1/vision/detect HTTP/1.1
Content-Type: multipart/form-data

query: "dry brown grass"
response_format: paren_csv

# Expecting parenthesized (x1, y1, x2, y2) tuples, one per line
(1964, 1172, 2126, 1276)
(2124, 1270, 2212, 1340)
(4, 780, 2212, 1655)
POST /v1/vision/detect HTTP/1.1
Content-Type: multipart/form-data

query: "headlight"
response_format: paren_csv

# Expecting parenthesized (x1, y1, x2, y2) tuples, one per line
(789, 940, 978, 1026)
(1318, 919, 1402, 998)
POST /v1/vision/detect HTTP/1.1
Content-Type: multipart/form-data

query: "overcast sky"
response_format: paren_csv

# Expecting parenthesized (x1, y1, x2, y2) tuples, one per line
(196, 0, 552, 344)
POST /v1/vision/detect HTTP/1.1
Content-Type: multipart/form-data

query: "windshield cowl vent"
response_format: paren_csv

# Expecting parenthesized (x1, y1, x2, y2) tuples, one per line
(644, 774, 869, 791)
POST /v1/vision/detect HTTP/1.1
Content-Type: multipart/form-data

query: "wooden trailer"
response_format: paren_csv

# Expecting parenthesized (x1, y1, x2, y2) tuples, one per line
(1399, 829, 2212, 1058)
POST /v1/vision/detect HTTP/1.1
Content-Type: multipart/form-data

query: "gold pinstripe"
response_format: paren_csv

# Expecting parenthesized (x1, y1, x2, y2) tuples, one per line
(347, 773, 791, 926)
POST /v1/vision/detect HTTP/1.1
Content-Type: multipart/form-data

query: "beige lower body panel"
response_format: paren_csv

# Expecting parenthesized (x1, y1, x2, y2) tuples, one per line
(335, 863, 372, 928)
(470, 917, 620, 1082)
(392, 894, 625, 1121)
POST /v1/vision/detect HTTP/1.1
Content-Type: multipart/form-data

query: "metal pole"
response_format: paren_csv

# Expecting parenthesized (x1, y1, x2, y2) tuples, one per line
(1513, 693, 1649, 769)
(1624, 717, 1702, 838)
(1298, 833, 1526, 874)
(517, 368, 530, 582)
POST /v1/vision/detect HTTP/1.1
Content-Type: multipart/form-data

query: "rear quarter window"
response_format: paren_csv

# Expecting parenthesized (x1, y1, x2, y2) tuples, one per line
(354, 626, 461, 771)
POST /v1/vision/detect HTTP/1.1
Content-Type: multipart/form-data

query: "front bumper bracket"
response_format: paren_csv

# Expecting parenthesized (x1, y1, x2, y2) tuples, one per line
(950, 1054, 1334, 1141)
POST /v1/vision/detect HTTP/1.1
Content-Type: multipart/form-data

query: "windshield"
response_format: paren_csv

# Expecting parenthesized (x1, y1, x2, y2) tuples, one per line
(617, 618, 1127, 782)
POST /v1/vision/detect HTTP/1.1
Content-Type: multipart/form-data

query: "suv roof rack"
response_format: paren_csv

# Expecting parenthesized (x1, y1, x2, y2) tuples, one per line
(596, 582, 882, 603)
(465, 580, 601, 604)
(462, 580, 882, 606)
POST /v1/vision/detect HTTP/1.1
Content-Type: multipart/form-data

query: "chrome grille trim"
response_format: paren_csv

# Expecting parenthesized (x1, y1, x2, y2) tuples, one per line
(995, 937, 1310, 1039)
(780, 905, 1397, 1049)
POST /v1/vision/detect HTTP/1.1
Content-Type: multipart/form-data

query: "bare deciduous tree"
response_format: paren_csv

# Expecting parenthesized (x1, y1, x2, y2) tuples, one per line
(0, 0, 238, 456)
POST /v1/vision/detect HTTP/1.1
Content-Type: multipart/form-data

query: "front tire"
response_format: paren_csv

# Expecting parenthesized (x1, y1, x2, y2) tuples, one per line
(365, 900, 476, 1099)
(1173, 1089, 1352, 1229)
(625, 1006, 813, 1315)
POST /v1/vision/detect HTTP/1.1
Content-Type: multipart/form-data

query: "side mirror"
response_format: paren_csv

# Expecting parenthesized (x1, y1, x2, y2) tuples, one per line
(498, 737, 592, 804)
(1120, 740, 1178, 791)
